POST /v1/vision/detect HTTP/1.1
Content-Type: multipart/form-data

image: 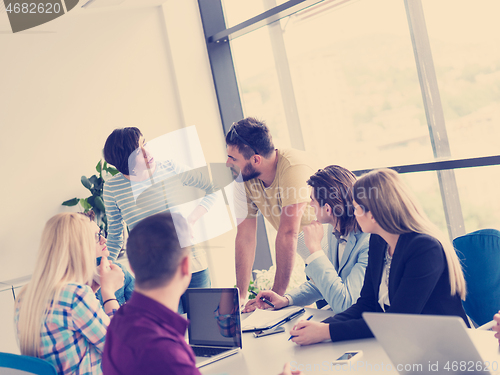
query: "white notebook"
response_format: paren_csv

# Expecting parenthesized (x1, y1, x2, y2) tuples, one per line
(241, 306, 305, 332)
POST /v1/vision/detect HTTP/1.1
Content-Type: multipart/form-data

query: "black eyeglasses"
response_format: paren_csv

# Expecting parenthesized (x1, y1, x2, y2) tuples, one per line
(95, 230, 104, 243)
(228, 123, 259, 155)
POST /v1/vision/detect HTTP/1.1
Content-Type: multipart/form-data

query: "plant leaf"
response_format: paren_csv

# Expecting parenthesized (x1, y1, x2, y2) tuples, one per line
(81, 176, 92, 190)
(104, 165, 119, 176)
(62, 198, 79, 206)
(94, 178, 104, 193)
(89, 175, 99, 186)
(96, 160, 102, 174)
(80, 198, 92, 211)
(109, 169, 119, 176)
(95, 196, 106, 212)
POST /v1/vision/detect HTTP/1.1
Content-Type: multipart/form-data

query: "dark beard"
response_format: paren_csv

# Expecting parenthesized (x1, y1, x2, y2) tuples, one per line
(230, 167, 241, 181)
(242, 162, 260, 182)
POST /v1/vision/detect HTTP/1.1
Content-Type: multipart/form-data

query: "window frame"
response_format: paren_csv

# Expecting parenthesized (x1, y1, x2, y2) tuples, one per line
(198, 0, 499, 256)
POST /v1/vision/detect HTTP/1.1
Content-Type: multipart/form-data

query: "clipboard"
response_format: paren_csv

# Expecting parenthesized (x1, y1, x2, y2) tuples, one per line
(241, 307, 305, 332)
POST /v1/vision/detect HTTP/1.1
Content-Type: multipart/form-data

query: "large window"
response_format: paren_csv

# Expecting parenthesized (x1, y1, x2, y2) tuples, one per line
(422, 0, 500, 160)
(230, 0, 434, 170)
(200, 0, 500, 254)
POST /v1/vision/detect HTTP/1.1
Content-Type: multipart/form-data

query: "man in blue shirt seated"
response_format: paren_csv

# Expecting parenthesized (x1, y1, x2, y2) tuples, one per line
(251, 165, 370, 313)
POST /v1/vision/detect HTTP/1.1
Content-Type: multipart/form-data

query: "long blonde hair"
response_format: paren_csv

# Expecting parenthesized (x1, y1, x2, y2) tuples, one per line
(353, 169, 466, 299)
(16, 213, 96, 356)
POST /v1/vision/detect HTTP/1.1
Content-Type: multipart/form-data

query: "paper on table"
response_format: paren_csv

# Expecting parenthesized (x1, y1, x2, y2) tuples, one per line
(241, 306, 304, 331)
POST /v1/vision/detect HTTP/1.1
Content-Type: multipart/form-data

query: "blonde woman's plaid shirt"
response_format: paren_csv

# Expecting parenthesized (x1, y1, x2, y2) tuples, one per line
(15, 283, 115, 375)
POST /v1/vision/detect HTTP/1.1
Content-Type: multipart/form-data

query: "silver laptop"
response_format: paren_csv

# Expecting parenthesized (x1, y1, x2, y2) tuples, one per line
(363, 312, 490, 375)
(185, 288, 242, 368)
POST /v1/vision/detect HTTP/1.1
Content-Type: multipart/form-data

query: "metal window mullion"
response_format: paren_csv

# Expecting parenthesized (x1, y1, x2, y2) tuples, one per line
(198, 0, 243, 130)
(209, 0, 324, 43)
(353, 155, 500, 176)
(404, 0, 465, 240)
(264, 0, 305, 151)
(198, 0, 273, 273)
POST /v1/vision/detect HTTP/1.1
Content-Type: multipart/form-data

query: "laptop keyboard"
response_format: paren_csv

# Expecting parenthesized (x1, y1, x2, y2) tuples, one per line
(192, 346, 230, 357)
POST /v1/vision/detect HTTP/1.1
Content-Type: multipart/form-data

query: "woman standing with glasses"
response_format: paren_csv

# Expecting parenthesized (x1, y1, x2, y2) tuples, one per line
(15, 213, 124, 374)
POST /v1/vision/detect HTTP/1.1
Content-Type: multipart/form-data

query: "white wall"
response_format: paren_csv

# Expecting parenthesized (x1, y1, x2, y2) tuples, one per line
(0, 5, 180, 282)
(0, 0, 237, 353)
(161, 0, 237, 289)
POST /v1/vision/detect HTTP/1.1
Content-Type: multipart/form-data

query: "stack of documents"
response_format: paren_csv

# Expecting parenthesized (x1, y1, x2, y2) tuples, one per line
(241, 306, 305, 332)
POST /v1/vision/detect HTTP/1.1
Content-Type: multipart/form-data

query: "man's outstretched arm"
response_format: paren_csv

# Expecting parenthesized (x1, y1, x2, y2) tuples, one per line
(273, 202, 307, 295)
(235, 217, 257, 300)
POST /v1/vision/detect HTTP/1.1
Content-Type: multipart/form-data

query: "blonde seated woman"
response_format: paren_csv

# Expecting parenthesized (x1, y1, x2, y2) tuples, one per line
(289, 169, 469, 345)
(14, 213, 124, 374)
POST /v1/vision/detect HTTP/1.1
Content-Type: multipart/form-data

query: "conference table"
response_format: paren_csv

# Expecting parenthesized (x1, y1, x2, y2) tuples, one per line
(200, 308, 500, 375)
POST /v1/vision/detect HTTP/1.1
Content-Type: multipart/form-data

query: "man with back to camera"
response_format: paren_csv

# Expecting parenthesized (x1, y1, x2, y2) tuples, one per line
(101, 211, 303, 375)
(226, 117, 321, 311)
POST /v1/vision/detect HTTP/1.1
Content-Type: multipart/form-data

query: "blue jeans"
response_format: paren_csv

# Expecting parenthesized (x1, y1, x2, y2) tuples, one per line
(178, 268, 211, 314)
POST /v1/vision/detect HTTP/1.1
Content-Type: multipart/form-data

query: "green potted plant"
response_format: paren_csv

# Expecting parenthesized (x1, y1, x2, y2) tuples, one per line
(62, 160, 118, 233)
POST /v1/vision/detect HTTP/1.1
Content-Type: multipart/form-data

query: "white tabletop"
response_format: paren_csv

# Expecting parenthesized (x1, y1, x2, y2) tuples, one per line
(200, 308, 500, 375)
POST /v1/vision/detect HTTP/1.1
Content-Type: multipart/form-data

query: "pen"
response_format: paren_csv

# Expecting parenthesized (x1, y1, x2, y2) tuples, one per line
(288, 315, 313, 341)
(250, 290, 275, 308)
(267, 308, 305, 331)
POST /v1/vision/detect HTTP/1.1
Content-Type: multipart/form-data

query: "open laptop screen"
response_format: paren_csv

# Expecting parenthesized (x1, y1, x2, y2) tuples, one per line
(185, 288, 242, 348)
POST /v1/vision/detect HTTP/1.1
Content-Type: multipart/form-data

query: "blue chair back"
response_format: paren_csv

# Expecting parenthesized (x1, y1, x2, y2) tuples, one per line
(453, 228, 500, 326)
(0, 352, 57, 375)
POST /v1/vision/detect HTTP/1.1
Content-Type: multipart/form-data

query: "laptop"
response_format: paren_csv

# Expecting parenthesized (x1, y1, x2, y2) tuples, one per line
(363, 312, 491, 375)
(185, 288, 242, 368)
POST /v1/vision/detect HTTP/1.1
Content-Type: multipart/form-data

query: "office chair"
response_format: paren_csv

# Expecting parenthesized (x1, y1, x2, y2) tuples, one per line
(453, 228, 500, 327)
(0, 352, 57, 375)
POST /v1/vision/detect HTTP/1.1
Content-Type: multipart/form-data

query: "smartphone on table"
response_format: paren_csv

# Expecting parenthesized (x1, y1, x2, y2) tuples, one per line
(253, 326, 285, 338)
(332, 351, 363, 365)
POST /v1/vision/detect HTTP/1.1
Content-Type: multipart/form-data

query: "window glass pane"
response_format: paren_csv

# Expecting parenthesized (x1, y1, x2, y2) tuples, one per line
(221, 0, 308, 29)
(399, 171, 447, 235)
(455, 165, 500, 233)
(422, 0, 500, 159)
(221, 0, 267, 28)
(231, 26, 292, 149)
(387, 167, 500, 239)
(222, 0, 500, 262)
(231, 0, 433, 171)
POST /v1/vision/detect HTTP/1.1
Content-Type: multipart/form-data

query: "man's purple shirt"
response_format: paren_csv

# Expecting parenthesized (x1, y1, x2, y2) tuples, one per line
(102, 291, 201, 375)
